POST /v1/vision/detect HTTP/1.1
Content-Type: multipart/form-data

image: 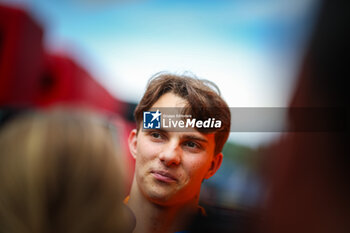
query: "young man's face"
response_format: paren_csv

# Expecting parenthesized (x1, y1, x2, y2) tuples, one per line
(129, 92, 222, 206)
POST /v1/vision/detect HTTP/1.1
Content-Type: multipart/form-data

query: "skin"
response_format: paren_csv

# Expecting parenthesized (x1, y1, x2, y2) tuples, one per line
(128, 92, 223, 233)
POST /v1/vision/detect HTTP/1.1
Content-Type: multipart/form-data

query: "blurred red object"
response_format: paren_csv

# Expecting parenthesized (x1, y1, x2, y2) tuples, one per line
(35, 53, 125, 115)
(0, 4, 44, 106)
(0, 4, 125, 115)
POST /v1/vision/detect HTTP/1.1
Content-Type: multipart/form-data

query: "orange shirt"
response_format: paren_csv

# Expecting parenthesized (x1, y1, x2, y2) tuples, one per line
(123, 196, 207, 216)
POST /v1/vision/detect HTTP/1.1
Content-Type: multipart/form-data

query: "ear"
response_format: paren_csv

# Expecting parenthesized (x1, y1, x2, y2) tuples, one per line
(204, 152, 223, 179)
(128, 129, 138, 159)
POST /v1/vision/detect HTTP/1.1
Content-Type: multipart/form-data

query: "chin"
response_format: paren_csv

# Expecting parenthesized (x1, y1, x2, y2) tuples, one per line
(145, 189, 177, 205)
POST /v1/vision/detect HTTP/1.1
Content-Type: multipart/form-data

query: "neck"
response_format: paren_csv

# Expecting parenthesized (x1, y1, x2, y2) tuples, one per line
(127, 178, 199, 233)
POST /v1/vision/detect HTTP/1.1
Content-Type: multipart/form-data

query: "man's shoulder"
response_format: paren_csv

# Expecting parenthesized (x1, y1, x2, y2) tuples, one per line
(189, 204, 256, 233)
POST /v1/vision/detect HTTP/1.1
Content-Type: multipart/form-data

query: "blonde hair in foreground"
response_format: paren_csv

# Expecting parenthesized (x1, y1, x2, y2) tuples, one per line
(0, 110, 131, 233)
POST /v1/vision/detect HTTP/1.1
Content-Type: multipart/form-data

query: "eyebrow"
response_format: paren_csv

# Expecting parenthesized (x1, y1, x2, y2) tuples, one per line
(146, 128, 169, 135)
(181, 135, 208, 143)
(155, 129, 168, 134)
(147, 130, 209, 144)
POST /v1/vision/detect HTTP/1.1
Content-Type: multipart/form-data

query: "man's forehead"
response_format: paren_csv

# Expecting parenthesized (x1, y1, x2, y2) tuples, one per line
(143, 92, 220, 137)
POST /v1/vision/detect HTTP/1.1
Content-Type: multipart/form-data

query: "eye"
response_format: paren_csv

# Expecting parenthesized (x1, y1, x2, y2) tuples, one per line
(185, 141, 198, 148)
(148, 131, 167, 142)
(183, 141, 203, 152)
(151, 132, 161, 139)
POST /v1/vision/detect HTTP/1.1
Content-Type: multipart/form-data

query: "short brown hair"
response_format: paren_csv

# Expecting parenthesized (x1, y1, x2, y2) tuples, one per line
(134, 72, 231, 155)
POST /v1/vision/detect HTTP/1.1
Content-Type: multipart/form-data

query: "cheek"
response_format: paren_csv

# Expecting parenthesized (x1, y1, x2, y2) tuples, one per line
(183, 155, 211, 181)
(135, 138, 160, 165)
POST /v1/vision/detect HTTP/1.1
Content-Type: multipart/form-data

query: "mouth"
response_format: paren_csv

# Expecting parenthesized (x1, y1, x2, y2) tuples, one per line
(151, 170, 178, 183)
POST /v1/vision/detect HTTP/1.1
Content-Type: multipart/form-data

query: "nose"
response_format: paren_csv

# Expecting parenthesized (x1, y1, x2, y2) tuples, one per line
(158, 141, 181, 166)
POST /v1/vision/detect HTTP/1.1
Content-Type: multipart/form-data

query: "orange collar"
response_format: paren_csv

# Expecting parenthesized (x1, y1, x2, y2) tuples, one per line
(124, 195, 207, 216)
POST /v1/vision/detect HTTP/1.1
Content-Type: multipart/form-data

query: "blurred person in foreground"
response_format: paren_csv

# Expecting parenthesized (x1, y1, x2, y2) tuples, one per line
(127, 73, 249, 233)
(0, 110, 135, 233)
(263, 0, 349, 233)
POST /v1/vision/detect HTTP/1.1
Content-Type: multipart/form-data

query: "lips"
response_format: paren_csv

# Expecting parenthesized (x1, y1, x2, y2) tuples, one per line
(151, 170, 177, 183)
